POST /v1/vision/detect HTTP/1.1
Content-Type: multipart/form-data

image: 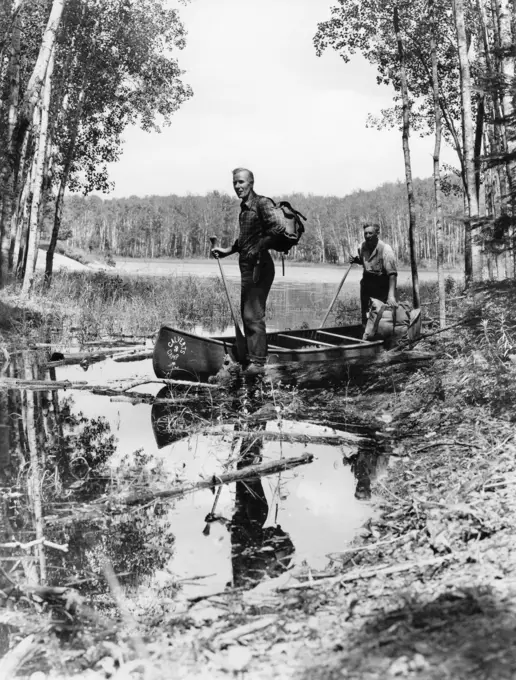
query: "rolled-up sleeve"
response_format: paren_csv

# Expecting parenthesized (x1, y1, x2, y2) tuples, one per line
(257, 197, 285, 237)
(383, 245, 397, 276)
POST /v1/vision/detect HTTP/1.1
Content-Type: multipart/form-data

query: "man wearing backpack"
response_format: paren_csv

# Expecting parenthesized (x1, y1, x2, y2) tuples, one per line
(349, 223, 398, 326)
(211, 168, 285, 377)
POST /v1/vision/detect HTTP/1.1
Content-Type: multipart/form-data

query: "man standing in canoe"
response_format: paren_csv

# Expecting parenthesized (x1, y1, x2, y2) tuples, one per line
(211, 168, 284, 377)
(349, 223, 398, 326)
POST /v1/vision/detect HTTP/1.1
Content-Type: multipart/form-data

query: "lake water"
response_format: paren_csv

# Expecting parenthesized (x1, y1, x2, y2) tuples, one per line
(0, 349, 390, 619)
(113, 258, 462, 331)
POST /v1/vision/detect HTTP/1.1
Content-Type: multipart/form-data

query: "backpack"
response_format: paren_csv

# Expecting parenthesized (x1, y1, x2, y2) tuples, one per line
(363, 298, 422, 349)
(264, 198, 307, 255)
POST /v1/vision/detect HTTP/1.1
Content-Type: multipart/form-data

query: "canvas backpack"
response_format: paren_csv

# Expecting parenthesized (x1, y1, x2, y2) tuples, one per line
(262, 198, 307, 274)
(363, 298, 422, 349)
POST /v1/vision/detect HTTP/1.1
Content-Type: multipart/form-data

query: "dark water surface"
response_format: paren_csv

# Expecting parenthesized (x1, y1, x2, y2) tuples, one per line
(0, 348, 390, 614)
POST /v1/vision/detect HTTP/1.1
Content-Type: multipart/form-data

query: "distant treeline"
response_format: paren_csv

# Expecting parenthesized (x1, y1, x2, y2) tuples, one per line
(60, 177, 465, 266)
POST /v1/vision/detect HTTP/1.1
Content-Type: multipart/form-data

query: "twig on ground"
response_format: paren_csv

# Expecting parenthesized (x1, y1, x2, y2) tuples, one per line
(0, 634, 39, 680)
(411, 439, 481, 454)
(278, 554, 456, 591)
(216, 616, 277, 645)
(327, 531, 418, 561)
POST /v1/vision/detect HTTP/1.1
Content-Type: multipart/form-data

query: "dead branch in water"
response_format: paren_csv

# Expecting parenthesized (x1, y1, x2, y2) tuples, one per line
(99, 452, 314, 507)
(0, 377, 219, 393)
(113, 349, 153, 362)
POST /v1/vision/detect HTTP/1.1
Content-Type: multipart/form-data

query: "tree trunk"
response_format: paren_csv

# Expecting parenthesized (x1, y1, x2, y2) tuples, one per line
(453, 0, 482, 283)
(497, 0, 516, 274)
(45, 90, 85, 288)
(394, 4, 420, 309)
(22, 49, 55, 295)
(0, 1, 23, 285)
(429, 0, 445, 327)
(22, 0, 65, 123)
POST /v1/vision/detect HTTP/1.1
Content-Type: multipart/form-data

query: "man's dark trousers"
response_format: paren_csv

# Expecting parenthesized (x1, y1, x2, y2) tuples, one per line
(239, 253, 275, 365)
(360, 273, 390, 325)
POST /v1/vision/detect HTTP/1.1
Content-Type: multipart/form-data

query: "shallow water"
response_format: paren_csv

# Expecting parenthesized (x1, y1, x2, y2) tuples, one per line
(0, 350, 389, 607)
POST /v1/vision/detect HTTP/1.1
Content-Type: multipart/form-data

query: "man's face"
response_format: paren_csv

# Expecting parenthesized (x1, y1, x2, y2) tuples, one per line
(364, 226, 379, 247)
(233, 172, 253, 201)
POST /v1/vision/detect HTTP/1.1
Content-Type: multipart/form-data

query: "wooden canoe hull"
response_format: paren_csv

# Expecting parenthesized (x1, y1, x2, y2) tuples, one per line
(152, 324, 384, 383)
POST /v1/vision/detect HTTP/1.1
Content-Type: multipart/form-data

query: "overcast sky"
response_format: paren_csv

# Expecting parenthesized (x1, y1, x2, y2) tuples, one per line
(104, 0, 456, 198)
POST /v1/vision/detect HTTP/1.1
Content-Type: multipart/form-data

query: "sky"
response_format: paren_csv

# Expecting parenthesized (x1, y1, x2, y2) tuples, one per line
(103, 0, 456, 199)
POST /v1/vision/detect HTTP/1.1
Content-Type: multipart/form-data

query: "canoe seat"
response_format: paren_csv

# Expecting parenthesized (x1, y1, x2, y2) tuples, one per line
(317, 330, 369, 344)
(276, 334, 336, 348)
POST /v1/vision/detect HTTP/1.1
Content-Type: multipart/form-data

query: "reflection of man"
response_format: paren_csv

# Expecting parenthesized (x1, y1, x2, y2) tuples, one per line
(349, 442, 388, 500)
(349, 224, 398, 326)
(211, 168, 284, 377)
(203, 437, 294, 588)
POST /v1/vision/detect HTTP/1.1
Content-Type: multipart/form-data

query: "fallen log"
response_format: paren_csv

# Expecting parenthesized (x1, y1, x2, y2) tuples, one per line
(0, 378, 88, 390)
(98, 452, 314, 507)
(113, 349, 153, 363)
(207, 427, 363, 444)
(0, 377, 219, 393)
(45, 346, 145, 368)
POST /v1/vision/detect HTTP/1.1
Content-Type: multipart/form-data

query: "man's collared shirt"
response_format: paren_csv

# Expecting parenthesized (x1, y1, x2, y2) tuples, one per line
(233, 191, 284, 259)
(359, 239, 397, 278)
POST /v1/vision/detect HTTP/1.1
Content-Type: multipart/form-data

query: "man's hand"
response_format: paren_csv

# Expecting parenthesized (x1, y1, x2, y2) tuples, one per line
(387, 295, 398, 308)
(247, 245, 261, 260)
(211, 246, 232, 259)
(348, 255, 361, 265)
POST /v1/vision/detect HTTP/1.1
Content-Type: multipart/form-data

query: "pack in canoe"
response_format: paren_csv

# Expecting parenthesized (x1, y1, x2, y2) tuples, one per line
(152, 324, 384, 384)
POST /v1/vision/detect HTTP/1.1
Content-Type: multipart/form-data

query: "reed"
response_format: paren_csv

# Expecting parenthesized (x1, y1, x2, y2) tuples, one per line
(27, 270, 237, 342)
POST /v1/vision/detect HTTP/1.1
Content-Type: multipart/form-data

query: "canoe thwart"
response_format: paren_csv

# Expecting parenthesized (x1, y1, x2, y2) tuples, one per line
(316, 330, 369, 344)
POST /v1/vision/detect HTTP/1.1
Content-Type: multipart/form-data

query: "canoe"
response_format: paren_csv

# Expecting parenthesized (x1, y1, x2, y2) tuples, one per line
(152, 323, 384, 384)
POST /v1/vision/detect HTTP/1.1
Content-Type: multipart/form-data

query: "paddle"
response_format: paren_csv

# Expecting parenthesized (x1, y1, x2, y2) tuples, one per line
(202, 484, 223, 536)
(319, 256, 357, 329)
(210, 235, 247, 362)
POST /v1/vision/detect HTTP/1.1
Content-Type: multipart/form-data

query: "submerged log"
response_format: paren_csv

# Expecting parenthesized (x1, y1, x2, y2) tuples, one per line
(101, 452, 314, 507)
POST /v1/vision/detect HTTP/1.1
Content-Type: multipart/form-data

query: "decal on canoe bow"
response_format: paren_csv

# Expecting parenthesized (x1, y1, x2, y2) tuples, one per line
(167, 336, 187, 363)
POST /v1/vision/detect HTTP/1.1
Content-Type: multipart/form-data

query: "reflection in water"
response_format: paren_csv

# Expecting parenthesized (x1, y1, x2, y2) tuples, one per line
(204, 434, 295, 589)
(350, 439, 389, 501)
(1, 348, 390, 620)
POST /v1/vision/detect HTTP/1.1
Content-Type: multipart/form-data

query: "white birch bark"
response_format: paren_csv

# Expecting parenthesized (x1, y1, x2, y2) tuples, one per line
(21, 49, 55, 295)
(429, 0, 445, 326)
(453, 0, 482, 283)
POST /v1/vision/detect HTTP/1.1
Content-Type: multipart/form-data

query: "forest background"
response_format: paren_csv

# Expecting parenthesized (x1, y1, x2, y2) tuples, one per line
(59, 179, 464, 267)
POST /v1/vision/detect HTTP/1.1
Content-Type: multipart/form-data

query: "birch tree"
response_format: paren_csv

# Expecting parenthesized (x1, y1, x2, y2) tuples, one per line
(453, 0, 482, 282)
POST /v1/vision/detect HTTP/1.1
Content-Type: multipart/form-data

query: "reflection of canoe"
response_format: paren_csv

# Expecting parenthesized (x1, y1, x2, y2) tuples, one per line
(152, 324, 384, 383)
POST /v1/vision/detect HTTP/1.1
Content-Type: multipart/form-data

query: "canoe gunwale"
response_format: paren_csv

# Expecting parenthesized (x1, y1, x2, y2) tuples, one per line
(158, 324, 383, 355)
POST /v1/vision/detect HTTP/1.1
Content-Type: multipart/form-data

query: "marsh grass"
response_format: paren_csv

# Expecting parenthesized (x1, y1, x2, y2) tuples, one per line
(29, 270, 237, 342)
(0, 269, 464, 348)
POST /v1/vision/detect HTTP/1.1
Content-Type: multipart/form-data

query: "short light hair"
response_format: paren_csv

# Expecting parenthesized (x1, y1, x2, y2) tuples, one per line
(363, 223, 380, 234)
(232, 167, 254, 183)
